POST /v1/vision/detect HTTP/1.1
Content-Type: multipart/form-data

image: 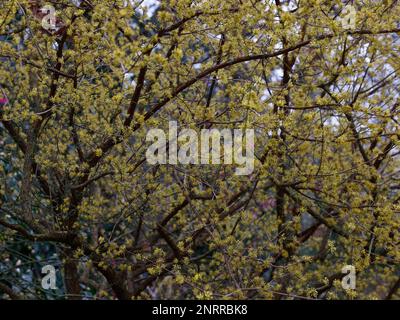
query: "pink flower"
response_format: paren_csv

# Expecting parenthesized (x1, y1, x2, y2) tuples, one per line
(0, 98, 8, 105)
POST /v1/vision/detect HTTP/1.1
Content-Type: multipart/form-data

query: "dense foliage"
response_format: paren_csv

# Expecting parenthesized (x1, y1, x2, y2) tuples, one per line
(0, 0, 399, 300)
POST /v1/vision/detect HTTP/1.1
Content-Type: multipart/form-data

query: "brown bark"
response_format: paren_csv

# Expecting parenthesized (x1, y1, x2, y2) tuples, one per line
(63, 250, 82, 300)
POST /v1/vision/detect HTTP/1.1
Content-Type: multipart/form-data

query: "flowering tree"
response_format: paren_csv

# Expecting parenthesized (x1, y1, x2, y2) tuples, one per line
(0, 0, 399, 300)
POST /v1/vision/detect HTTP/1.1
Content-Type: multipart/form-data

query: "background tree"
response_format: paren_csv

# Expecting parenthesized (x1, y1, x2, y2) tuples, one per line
(0, 0, 399, 300)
